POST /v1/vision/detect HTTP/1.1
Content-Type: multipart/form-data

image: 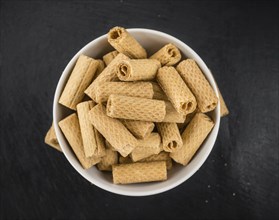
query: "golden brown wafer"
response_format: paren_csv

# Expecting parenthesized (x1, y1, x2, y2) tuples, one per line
(88, 104, 137, 157)
(108, 26, 147, 59)
(151, 82, 169, 101)
(157, 66, 197, 115)
(156, 122, 183, 152)
(94, 81, 154, 103)
(84, 53, 129, 101)
(116, 59, 161, 81)
(218, 88, 229, 117)
(150, 43, 181, 66)
(163, 101, 186, 123)
(121, 120, 154, 139)
(59, 55, 99, 110)
(176, 59, 218, 113)
(97, 143, 118, 171)
(106, 94, 166, 122)
(94, 59, 105, 79)
(45, 123, 61, 152)
(103, 50, 119, 66)
(112, 161, 167, 184)
(76, 101, 106, 158)
(58, 113, 100, 169)
(130, 133, 162, 161)
(170, 113, 214, 165)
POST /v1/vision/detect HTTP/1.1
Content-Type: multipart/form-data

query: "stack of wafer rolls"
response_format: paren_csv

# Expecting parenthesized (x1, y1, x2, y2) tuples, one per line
(46, 26, 230, 185)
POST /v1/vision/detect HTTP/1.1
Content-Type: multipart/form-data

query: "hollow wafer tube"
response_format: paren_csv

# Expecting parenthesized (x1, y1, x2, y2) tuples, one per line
(150, 43, 181, 66)
(121, 120, 154, 139)
(84, 53, 129, 101)
(141, 152, 172, 170)
(117, 59, 161, 81)
(218, 88, 229, 117)
(176, 59, 218, 113)
(112, 161, 167, 184)
(94, 82, 154, 103)
(45, 123, 61, 152)
(108, 26, 147, 59)
(156, 122, 183, 153)
(77, 101, 106, 158)
(103, 50, 119, 66)
(157, 66, 197, 115)
(88, 104, 137, 157)
(97, 146, 118, 171)
(107, 94, 166, 122)
(93, 59, 105, 80)
(170, 113, 214, 165)
(58, 113, 101, 169)
(59, 55, 99, 110)
(163, 101, 186, 123)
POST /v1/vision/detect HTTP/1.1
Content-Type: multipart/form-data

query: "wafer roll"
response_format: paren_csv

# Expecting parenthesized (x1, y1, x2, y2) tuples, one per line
(103, 50, 119, 66)
(163, 101, 186, 123)
(58, 113, 100, 169)
(122, 120, 154, 139)
(130, 133, 162, 161)
(84, 53, 129, 101)
(108, 26, 147, 59)
(88, 104, 137, 157)
(59, 55, 99, 110)
(107, 94, 166, 122)
(156, 122, 183, 152)
(94, 59, 105, 79)
(218, 88, 229, 117)
(157, 66, 197, 115)
(77, 101, 106, 158)
(94, 81, 154, 103)
(150, 43, 181, 66)
(45, 123, 61, 152)
(141, 152, 172, 170)
(112, 161, 167, 184)
(97, 147, 118, 171)
(170, 113, 214, 165)
(117, 59, 161, 81)
(151, 82, 169, 100)
(176, 59, 218, 113)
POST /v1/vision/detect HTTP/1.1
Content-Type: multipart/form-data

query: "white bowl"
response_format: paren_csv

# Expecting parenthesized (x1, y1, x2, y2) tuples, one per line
(53, 28, 220, 196)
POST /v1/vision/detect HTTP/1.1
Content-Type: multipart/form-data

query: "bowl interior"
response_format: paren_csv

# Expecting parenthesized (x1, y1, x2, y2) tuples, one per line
(53, 28, 220, 196)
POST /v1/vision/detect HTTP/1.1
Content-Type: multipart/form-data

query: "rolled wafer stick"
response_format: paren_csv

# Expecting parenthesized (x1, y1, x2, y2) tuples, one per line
(77, 101, 106, 158)
(58, 113, 100, 169)
(59, 55, 99, 110)
(176, 59, 218, 113)
(157, 66, 197, 115)
(88, 104, 137, 157)
(107, 94, 166, 122)
(170, 113, 214, 165)
(84, 53, 129, 101)
(150, 43, 181, 66)
(163, 101, 186, 123)
(218, 88, 229, 117)
(116, 59, 161, 81)
(103, 50, 119, 66)
(121, 120, 154, 139)
(156, 122, 183, 153)
(94, 59, 105, 79)
(112, 161, 167, 184)
(97, 143, 118, 171)
(94, 81, 154, 103)
(151, 82, 169, 101)
(130, 133, 162, 162)
(108, 26, 147, 59)
(45, 123, 61, 152)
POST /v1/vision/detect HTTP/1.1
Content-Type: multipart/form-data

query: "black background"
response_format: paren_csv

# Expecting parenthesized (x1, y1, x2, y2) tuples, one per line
(1, 0, 278, 219)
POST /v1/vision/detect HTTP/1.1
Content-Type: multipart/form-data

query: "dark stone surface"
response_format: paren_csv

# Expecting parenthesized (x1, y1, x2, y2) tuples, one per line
(0, 0, 278, 219)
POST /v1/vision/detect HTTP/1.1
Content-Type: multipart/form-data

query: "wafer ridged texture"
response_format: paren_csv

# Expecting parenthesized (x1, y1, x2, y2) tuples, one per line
(59, 55, 99, 110)
(170, 113, 214, 165)
(130, 133, 162, 161)
(156, 122, 183, 152)
(176, 59, 218, 113)
(97, 147, 118, 171)
(84, 53, 129, 101)
(122, 120, 154, 139)
(58, 113, 100, 169)
(112, 161, 167, 184)
(218, 88, 229, 117)
(103, 50, 119, 66)
(107, 94, 166, 122)
(151, 82, 169, 101)
(94, 59, 105, 79)
(157, 66, 197, 115)
(108, 26, 147, 59)
(94, 81, 154, 103)
(117, 59, 161, 81)
(88, 104, 137, 157)
(77, 101, 106, 158)
(163, 101, 186, 123)
(150, 43, 181, 66)
(45, 123, 61, 152)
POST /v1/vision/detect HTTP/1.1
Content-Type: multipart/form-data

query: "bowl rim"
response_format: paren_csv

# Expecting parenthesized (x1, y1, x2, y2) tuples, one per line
(53, 28, 220, 196)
